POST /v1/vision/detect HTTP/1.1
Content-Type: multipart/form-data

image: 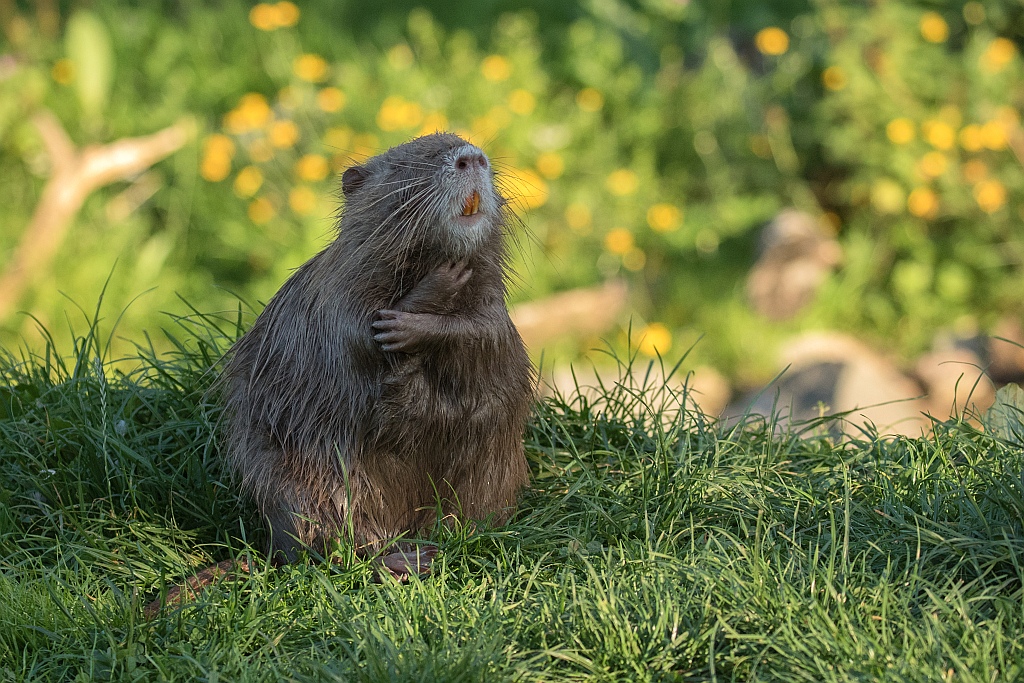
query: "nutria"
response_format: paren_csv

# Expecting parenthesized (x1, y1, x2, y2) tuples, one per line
(219, 132, 533, 575)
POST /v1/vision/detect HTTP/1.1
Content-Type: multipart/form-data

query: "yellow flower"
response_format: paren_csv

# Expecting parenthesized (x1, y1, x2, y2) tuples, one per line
(919, 12, 949, 43)
(294, 54, 328, 82)
(918, 151, 948, 178)
(294, 154, 329, 182)
(576, 88, 604, 112)
(565, 203, 592, 232)
(871, 179, 905, 214)
(415, 112, 447, 137)
(622, 248, 647, 272)
(923, 120, 955, 150)
(481, 55, 511, 81)
(317, 87, 346, 113)
(324, 126, 352, 152)
(959, 124, 984, 151)
(376, 96, 424, 132)
(604, 228, 634, 255)
(646, 203, 683, 233)
(233, 166, 264, 197)
(536, 152, 565, 179)
(821, 66, 847, 91)
(501, 168, 548, 210)
(981, 120, 1008, 150)
(387, 44, 415, 70)
(200, 134, 234, 182)
(637, 323, 672, 357)
(974, 180, 1006, 212)
(273, 2, 300, 27)
(269, 120, 300, 148)
(963, 2, 985, 25)
(962, 159, 988, 183)
(51, 58, 74, 84)
(981, 38, 1016, 73)
(606, 169, 639, 196)
(907, 187, 938, 218)
(886, 118, 915, 145)
(289, 187, 317, 215)
(508, 89, 536, 115)
(755, 27, 789, 56)
(248, 197, 276, 224)
(224, 93, 272, 133)
(249, 4, 277, 31)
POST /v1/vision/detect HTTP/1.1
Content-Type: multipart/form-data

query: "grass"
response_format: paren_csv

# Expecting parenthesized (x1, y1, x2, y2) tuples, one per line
(1, 313, 1022, 682)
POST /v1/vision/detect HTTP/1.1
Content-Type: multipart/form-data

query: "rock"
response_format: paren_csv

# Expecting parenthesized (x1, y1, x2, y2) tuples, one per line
(746, 210, 842, 321)
(510, 280, 627, 353)
(988, 317, 1024, 384)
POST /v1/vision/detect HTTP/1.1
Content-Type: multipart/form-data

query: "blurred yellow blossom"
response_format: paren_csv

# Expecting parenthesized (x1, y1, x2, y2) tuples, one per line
(289, 187, 317, 215)
(981, 38, 1016, 73)
(606, 169, 639, 196)
(923, 120, 955, 149)
(981, 120, 1008, 150)
(387, 44, 414, 70)
(871, 179, 905, 214)
(249, 4, 277, 30)
(622, 248, 647, 271)
(269, 120, 300, 148)
(294, 54, 328, 82)
(576, 88, 604, 112)
(963, 159, 988, 183)
(295, 154, 329, 182)
(508, 89, 536, 115)
(918, 152, 948, 178)
(565, 203, 592, 232)
(481, 55, 511, 81)
(919, 12, 949, 43)
(997, 106, 1019, 126)
(200, 134, 235, 182)
(51, 58, 74, 84)
(317, 87, 346, 113)
(224, 93, 272, 133)
(377, 96, 423, 131)
(604, 228, 634, 255)
(821, 66, 847, 91)
(646, 203, 683, 232)
(248, 197, 276, 224)
(536, 152, 565, 179)
(886, 119, 915, 144)
(274, 2, 299, 27)
(233, 166, 264, 197)
(963, 2, 985, 25)
(418, 112, 449, 136)
(247, 138, 273, 163)
(959, 124, 984, 151)
(637, 323, 672, 356)
(755, 27, 789, 56)
(907, 187, 938, 218)
(502, 168, 548, 210)
(974, 179, 1006, 212)
(324, 126, 352, 151)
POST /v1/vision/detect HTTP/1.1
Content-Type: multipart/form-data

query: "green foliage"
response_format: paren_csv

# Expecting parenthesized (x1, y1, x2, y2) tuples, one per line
(1, 322, 1023, 680)
(1, 0, 1023, 379)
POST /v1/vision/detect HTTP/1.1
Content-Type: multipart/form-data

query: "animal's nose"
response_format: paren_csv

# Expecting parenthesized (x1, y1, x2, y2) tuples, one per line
(454, 148, 488, 171)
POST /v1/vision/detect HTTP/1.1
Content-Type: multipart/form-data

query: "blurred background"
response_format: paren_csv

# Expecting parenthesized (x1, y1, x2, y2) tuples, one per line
(2, 0, 1023, 431)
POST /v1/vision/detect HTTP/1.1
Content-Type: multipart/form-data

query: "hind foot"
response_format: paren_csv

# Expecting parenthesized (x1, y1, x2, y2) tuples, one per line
(374, 545, 438, 582)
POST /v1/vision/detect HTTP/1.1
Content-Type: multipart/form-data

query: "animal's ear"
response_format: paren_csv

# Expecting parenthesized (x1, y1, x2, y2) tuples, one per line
(342, 166, 369, 196)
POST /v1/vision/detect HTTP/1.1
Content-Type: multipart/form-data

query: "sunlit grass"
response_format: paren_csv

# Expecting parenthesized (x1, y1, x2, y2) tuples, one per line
(1, 316, 1022, 681)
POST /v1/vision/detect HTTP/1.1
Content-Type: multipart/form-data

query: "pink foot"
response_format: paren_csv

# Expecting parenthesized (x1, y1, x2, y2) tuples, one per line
(375, 546, 438, 582)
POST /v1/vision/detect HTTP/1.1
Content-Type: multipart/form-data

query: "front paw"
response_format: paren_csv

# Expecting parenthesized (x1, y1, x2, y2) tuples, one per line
(397, 260, 473, 313)
(372, 310, 435, 353)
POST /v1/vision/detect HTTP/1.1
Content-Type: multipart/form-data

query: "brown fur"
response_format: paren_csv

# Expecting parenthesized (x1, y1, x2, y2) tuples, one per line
(219, 133, 533, 562)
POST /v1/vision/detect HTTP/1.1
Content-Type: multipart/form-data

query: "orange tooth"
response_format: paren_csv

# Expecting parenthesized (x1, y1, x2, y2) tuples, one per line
(462, 191, 480, 216)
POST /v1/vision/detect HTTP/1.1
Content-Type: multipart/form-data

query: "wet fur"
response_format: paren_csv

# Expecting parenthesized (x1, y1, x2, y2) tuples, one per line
(220, 133, 533, 561)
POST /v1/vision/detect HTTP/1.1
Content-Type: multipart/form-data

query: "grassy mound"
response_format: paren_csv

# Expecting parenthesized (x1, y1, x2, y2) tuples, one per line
(1, 319, 1022, 681)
